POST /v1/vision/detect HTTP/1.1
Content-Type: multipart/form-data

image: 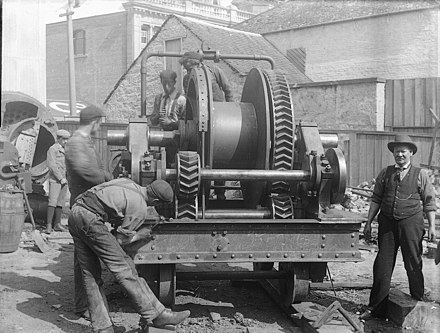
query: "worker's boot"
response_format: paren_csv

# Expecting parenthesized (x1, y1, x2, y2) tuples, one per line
(45, 206, 55, 233)
(139, 308, 190, 331)
(53, 206, 67, 232)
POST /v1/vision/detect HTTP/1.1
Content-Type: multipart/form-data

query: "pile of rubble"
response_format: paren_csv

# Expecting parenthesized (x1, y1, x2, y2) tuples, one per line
(335, 168, 440, 217)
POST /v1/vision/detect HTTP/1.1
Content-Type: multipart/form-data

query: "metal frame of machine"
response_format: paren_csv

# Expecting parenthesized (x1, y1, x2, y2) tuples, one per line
(107, 51, 362, 308)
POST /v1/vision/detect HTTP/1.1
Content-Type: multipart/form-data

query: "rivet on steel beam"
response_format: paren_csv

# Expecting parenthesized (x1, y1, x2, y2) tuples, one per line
(176, 254, 181, 259)
(137, 255, 144, 261)
(231, 254, 235, 258)
(284, 253, 288, 258)
(321, 244, 325, 248)
(213, 254, 217, 258)
(212, 231, 217, 236)
(301, 253, 305, 258)
(351, 243, 355, 247)
(335, 253, 339, 258)
(195, 254, 200, 259)
(152, 235, 156, 240)
(322, 235, 326, 240)
(318, 253, 322, 258)
(223, 231, 227, 236)
(352, 252, 356, 256)
(266, 253, 271, 258)
(158, 255, 162, 260)
(151, 245, 156, 250)
(249, 254, 253, 258)
(351, 233, 355, 238)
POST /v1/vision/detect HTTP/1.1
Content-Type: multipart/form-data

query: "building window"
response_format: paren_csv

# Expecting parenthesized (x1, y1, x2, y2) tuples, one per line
(73, 29, 86, 56)
(141, 24, 150, 44)
(165, 38, 183, 89)
(286, 47, 306, 74)
(141, 24, 160, 45)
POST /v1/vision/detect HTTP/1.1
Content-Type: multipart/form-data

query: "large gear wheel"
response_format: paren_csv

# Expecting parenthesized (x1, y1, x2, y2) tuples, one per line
(176, 151, 200, 219)
(264, 70, 295, 218)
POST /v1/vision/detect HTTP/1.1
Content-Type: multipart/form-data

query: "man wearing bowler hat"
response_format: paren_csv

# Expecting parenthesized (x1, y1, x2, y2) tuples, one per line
(360, 134, 437, 320)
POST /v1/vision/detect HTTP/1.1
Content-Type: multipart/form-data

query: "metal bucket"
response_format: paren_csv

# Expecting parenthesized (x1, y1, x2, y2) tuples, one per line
(0, 190, 26, 253)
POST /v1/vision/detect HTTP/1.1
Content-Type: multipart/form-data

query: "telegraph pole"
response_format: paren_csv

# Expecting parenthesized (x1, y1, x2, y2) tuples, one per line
(60, 0, 76, 117)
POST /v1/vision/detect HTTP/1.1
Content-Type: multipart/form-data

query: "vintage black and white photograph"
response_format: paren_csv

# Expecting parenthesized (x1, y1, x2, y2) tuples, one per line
(1, 0, 440, 332)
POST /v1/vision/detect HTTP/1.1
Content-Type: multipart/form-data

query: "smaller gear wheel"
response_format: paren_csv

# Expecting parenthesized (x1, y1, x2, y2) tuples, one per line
(176, 151, 200, 219)
(270, 195, 294, 219)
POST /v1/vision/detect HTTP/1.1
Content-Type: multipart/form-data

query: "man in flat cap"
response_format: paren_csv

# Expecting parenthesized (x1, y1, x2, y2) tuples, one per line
(149, 69, 186, 166)
(360, 134, 437, 320)
(179, 51, 234, 103)
(65, 105, 113, 319)
(68, 178, 190, 332)
(150, 69, 186, 131)
(45, 129, 71, 233)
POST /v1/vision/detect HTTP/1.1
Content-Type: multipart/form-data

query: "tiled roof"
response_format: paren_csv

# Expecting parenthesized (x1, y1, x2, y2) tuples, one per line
(234, 0, 440, 34)
(174, 15, 311, 84)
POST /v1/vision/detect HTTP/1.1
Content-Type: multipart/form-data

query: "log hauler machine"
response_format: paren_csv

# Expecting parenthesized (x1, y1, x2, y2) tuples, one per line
(107, 52, 362, 310)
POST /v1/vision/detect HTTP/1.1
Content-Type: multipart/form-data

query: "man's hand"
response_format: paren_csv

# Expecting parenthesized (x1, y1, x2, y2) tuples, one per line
(363, 221, 372, 241)
(159, 117, 172, 126)
(428, 224, 436, 242)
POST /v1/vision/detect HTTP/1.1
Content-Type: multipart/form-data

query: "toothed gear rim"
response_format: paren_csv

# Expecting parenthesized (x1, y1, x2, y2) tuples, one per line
(263, 70, 295, 218)
(176, 151, 200, 219)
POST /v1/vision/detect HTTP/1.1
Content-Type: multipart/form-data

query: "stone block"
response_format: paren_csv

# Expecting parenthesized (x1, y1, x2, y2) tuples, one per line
(387, 288, 440, 332)
(145, 325, 176, 332)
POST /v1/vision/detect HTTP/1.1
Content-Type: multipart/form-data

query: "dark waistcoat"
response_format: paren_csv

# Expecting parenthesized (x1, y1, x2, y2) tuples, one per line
(380, 165, 421, 219)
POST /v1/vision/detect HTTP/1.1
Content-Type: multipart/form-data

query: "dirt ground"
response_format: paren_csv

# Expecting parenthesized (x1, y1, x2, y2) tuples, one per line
(1, 219, 439, 333)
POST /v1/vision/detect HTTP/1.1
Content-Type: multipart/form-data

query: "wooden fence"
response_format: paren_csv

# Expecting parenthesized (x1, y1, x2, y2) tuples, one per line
(385, 77, 440, 133)
(322, 129, 436, 186)
(58, 122, 436, 188)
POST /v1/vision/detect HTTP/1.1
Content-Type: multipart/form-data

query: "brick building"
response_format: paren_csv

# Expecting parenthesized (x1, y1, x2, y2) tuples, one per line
(103, 15, 311, 122)
(235, 0, 440, 81)
(46, 0, 255, 108)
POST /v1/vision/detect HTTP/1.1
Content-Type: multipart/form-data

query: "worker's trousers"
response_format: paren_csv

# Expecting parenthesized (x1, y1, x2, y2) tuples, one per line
(68, 205, 165, 332)
(369, 211, 425, 315)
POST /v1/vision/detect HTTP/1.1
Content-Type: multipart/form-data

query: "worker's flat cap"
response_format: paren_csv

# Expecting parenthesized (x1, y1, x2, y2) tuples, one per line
(56, 129, 71, 139)
(387, 134, 417, 154)
(179, 51, 203, 64)
(148, 180, 174, 203)
(160, 69, 177, 81)
(80, 105, 105, 122)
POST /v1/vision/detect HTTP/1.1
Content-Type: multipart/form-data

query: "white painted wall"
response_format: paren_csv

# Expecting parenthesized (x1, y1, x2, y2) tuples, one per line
(264, 8, 439, 81)
(2, 0, 47, 103)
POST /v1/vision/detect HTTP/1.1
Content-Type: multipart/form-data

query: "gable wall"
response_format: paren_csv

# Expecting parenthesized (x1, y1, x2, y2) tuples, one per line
(263, 8, 439, 81)
(104, 18, 246, 122)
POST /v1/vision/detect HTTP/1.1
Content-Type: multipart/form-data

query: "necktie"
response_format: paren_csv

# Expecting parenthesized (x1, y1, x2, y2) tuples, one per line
(161, 95, 169, 117)
(395, 167, 403, 181)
